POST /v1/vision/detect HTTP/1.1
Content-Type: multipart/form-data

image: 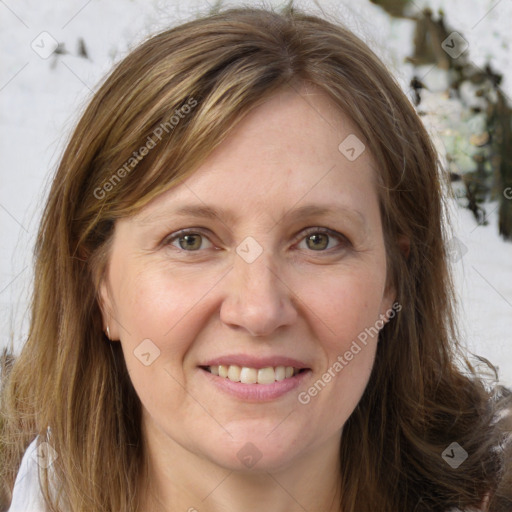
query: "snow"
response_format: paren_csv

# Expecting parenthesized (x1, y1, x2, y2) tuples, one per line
(1, 0, 511, 386)
(449, 202, 512, 386)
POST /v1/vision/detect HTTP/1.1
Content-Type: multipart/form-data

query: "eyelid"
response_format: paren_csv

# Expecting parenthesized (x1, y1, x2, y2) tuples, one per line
(163, 228, 216, 250)
(296, 226, 351, 249)
(163, 226, 350, 252)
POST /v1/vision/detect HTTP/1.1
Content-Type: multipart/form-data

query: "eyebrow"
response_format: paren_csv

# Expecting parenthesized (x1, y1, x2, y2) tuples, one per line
(137, 203, 367, 229)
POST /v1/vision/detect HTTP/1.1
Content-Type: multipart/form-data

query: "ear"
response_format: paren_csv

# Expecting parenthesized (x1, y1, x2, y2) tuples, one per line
(380, 284, 397, 325)
(379, 234, 409, 328)
(398, 234, 410, 260)
(98, 278, 120, 341)
(378, 284, 401, 334)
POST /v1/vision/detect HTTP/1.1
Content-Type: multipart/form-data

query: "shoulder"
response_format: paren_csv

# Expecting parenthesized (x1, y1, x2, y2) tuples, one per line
(7, 436, 48, 512)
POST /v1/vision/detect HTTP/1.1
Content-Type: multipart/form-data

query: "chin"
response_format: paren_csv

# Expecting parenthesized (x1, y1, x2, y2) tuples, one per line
(200, 427, 310, 473)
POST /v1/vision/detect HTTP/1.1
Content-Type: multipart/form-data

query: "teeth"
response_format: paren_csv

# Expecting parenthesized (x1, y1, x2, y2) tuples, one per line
(240, 367, 257, 384)
(275, 366, 286, 381)
(227, 365, 241, 382)
(206, 365, 301, 384)
(257, 367, 275, 385)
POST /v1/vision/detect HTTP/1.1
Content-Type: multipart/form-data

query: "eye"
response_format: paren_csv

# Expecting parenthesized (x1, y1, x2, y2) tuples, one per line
(164, 229, 214, 251)
(296, 227, 349, 252)
(163, 227, 349, 254)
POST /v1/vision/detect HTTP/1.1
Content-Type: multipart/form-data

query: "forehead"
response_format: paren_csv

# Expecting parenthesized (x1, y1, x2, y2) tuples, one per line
(134, 87, 380, 229)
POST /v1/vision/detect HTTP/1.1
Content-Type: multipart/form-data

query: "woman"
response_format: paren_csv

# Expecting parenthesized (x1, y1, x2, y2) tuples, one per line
(1, 4, 511, 511)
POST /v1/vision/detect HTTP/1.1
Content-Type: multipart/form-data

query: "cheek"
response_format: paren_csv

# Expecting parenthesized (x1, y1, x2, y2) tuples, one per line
(112, 260, 209, 344)
(110, 265, 210, 420)
(295, 273, 382, 425)
(298, 263, 388, 351)
(109, 262, 225, 395)
(292, 264, 385, 416)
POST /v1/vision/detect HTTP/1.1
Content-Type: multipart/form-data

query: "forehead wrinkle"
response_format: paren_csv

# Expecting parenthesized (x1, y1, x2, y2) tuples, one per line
(134, 202, 369, 236)
(134, 203, 236, 227)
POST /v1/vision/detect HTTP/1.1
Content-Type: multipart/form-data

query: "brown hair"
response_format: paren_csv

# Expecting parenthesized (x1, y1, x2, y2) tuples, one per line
(1, 4, 511, 511)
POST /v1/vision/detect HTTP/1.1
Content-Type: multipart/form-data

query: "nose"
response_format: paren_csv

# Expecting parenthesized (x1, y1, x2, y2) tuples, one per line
(219, 249, 298, 337)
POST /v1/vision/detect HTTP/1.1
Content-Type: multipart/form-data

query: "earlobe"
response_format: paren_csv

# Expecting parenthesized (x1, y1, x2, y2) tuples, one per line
(380, 293, 397, 329)
(98, 280, 119, 341)
(98, 280, 109, 321)
(381, 271, 399, 330)
(379, 233, 408, 323)
(377, 289, 400, 338)
(398, 234, 410, 260)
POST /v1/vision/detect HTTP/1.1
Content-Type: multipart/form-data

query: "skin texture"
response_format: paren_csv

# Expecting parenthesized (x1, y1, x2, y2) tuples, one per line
(100, 85, 396, 512)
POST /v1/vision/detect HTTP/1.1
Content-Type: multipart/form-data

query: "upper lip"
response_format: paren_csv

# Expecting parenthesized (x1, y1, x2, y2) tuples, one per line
(200, 355, 311, 370)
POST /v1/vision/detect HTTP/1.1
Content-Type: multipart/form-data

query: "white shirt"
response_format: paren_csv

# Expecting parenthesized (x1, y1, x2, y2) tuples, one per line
(7, 436, 48, 512)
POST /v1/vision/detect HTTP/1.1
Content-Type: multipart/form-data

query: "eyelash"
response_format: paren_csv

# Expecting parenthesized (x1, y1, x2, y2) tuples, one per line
(163, 227, 350, 254)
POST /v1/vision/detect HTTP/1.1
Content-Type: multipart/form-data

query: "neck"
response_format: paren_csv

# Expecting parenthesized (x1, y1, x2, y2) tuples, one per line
(138, 419, 342, 512)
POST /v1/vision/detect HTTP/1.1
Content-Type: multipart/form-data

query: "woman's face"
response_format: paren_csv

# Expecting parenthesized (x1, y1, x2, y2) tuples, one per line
(100, 86, 396, 473)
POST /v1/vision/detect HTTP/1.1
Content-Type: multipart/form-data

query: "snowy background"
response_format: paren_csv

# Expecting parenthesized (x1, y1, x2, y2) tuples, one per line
(1, 0, 511, 386)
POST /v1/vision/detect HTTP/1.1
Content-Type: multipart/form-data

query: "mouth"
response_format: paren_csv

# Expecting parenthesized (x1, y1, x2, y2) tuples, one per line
(200, 365, 309, 385)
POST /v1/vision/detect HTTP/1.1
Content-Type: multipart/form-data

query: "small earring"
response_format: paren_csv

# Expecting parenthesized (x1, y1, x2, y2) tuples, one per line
(106, 326, 111, 340)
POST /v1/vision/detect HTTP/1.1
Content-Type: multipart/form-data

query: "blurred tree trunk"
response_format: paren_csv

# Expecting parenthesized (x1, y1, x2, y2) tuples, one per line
(493, 90, 512, 240)
(407, 9, 451, 69)
(369, 0, 410, 18)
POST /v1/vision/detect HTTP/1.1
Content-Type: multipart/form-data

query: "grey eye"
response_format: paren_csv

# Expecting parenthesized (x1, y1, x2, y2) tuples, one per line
(167, 231, 214, 251)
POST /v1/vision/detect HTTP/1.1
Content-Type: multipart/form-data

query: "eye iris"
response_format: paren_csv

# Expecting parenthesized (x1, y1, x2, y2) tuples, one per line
(179, 234, 201, 250)
(175, 232, 335, 251)
(307, 233, 328, 250)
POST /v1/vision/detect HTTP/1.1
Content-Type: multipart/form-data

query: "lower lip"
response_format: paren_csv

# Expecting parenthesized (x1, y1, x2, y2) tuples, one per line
(198, 367, 311, 402)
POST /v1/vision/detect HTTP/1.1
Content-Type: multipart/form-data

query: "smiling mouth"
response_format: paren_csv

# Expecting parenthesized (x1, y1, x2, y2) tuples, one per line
(201, 365, 308, 384)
